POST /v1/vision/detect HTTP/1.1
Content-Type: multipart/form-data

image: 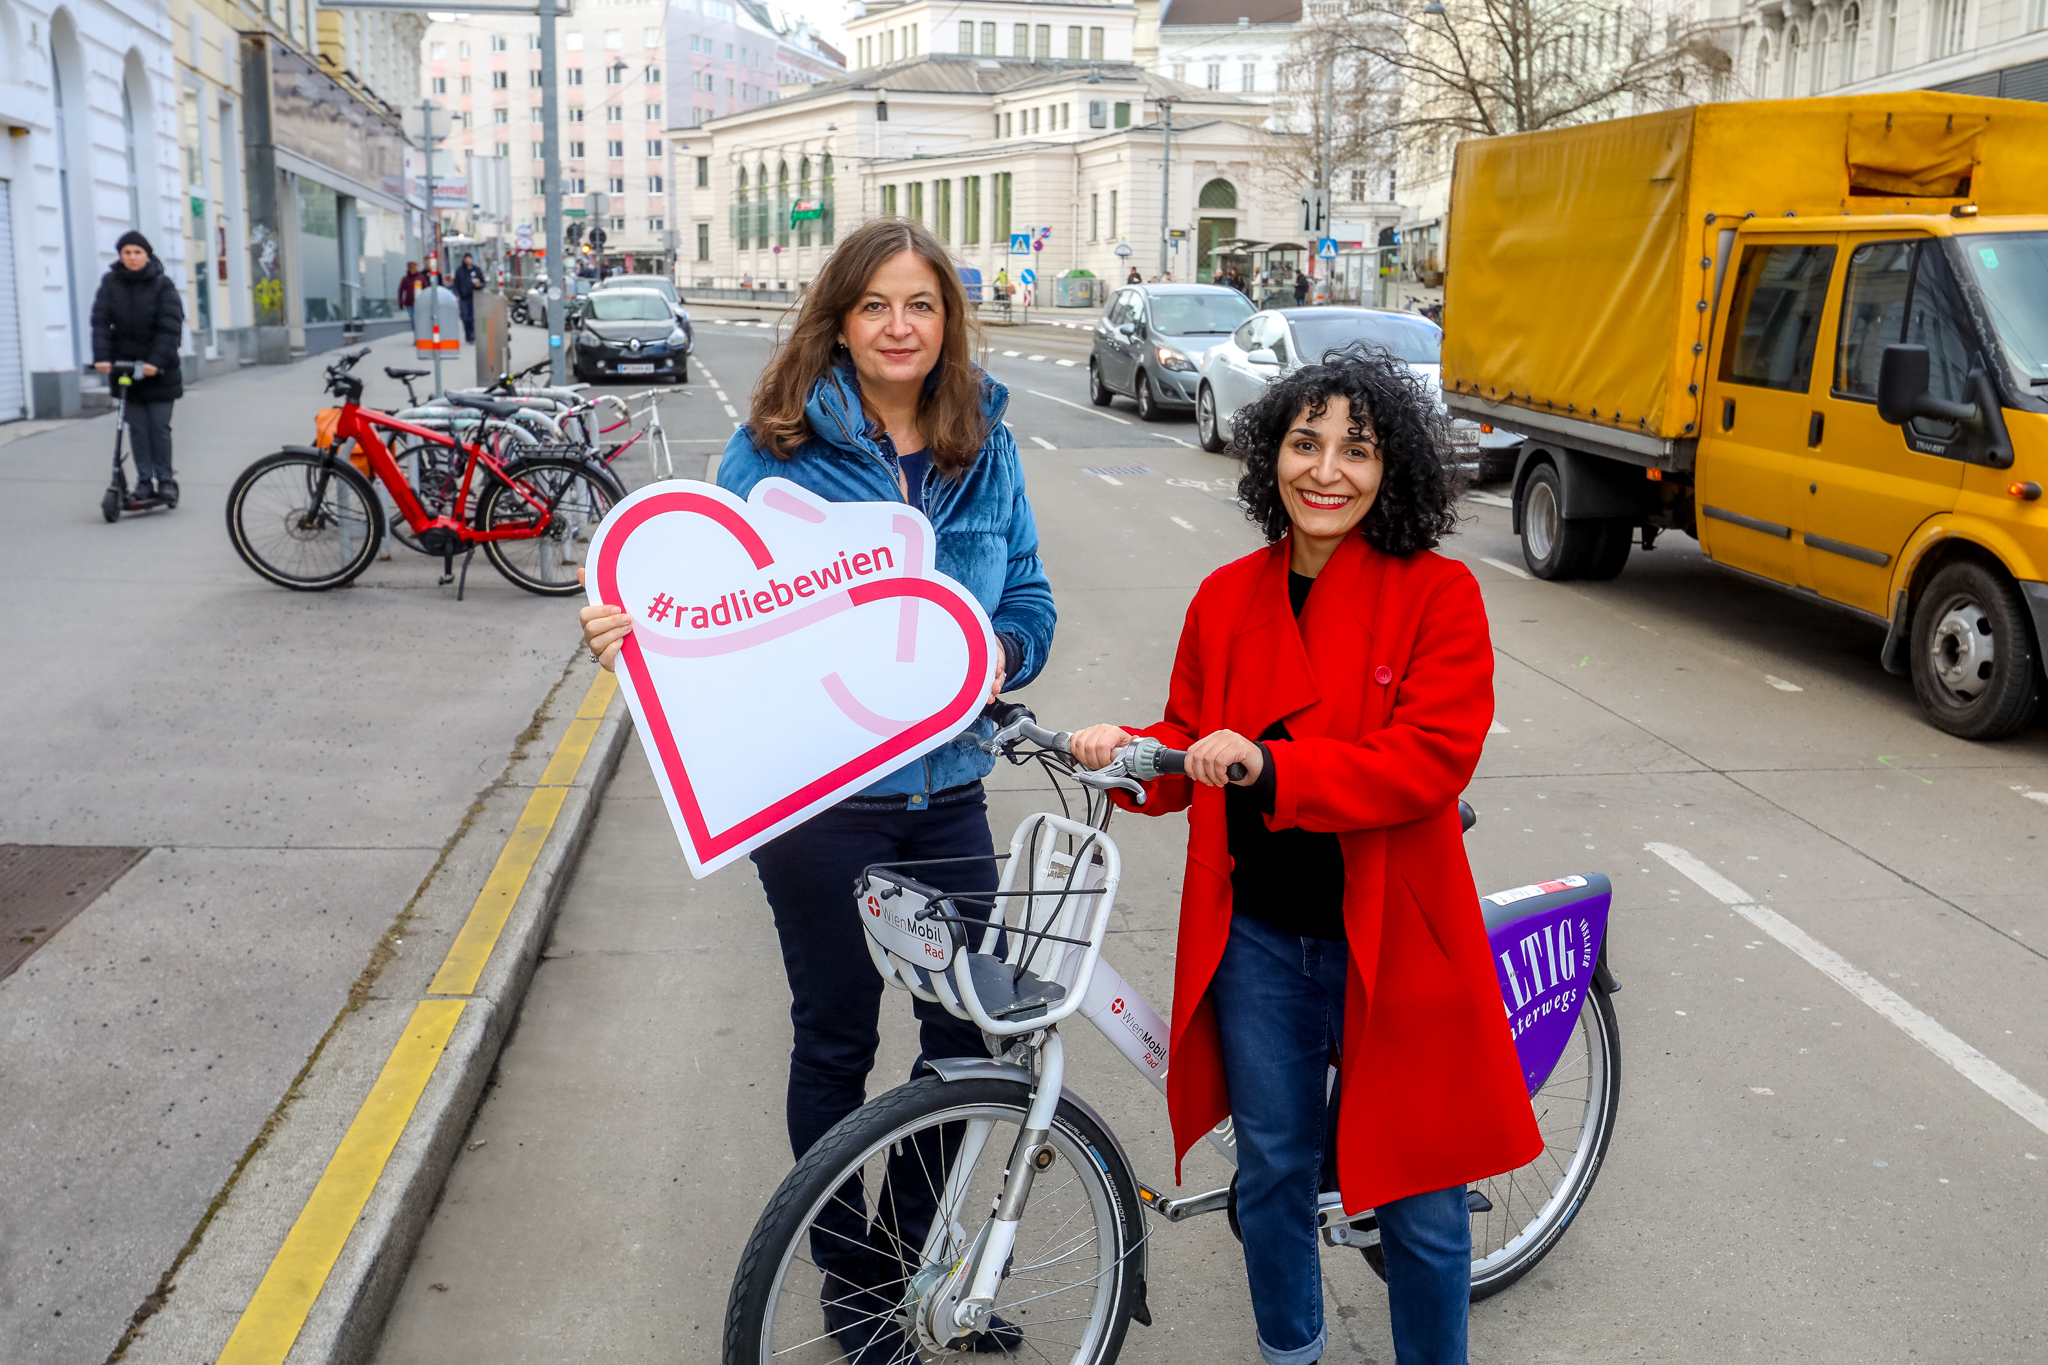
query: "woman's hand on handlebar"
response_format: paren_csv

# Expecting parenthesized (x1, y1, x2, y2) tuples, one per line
(574, 568, 632, 671)
(1184, 729, 1262, 788)
(1069, 724, 1136, 770)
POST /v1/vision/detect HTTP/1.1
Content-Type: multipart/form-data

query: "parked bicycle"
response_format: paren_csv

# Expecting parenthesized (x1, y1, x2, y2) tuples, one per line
(724, 701, 1620, 1363)
(595, 385, 688, 481)
(226, 347, 615, 596)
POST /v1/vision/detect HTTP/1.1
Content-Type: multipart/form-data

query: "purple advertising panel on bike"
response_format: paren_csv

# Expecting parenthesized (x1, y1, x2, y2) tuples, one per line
(1483, 876, 1611, 1094)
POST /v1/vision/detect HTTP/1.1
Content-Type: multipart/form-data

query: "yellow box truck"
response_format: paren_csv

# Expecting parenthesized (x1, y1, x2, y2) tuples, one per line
(1443, 93, 2048, 739)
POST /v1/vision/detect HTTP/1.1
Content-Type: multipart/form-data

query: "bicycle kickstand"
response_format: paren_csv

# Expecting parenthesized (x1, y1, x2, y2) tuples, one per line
(456, 544, 477, 601)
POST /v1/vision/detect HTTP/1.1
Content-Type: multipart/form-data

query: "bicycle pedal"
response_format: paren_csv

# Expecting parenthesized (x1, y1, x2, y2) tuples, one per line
(438, 573, 455, 586)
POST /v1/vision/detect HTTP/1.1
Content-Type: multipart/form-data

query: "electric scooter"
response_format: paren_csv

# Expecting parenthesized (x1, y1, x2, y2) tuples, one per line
(99, 360, 175, 521)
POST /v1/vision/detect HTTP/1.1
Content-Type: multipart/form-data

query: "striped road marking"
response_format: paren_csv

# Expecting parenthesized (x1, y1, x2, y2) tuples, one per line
(216, 671, 620, 1365)
(1647, 842, 2048, 1141)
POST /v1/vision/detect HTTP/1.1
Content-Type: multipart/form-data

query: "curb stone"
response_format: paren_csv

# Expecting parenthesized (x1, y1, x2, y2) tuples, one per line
(118, 657, 630, 1365)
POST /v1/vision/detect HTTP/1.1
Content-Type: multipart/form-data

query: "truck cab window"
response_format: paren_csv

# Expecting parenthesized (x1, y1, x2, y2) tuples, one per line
(1718, 243, 1837, 392)
(1837, 240, 1976, 440)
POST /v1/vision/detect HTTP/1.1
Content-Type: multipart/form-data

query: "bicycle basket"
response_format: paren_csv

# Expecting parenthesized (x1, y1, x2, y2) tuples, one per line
(859, 813, 1120, 1037)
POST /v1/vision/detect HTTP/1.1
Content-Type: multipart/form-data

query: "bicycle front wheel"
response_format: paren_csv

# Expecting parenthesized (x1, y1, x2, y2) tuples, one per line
(477, 457, 616, 596)
(226, 451, 384, 590)
(725, 1074, 1143, 1365)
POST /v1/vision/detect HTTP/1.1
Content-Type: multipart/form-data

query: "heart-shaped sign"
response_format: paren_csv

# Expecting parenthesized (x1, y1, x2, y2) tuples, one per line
(587, 478, 996, 877)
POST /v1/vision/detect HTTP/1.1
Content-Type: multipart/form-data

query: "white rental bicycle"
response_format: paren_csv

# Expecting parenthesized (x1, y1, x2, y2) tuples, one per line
(724, 702, 1622, 1364)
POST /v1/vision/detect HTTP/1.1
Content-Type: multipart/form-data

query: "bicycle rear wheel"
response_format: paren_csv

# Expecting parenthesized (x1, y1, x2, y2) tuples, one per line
(477, 456, 615, 596)
(1359, 982, 1621, 1300)
(226, 451, 384, 590)
(724, 1074, 1143, 1365)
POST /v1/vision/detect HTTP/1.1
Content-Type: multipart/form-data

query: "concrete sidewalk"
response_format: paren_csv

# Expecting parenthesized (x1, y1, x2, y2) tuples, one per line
(0, 325, 649, 1364)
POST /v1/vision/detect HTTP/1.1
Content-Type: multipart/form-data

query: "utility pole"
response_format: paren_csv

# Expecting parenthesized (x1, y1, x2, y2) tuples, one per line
(1316, 51, 1333, 290)
(541, 0, 566, 385)
(1158, 97, 1174, 278)
(415, 97, 448, 396)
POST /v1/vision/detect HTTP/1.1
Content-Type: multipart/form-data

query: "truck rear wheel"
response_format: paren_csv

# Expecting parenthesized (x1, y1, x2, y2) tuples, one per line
(1519, 463, 1609, 581)
(1909, 561, 2042, 741)
(1581, 520, 1634, 581)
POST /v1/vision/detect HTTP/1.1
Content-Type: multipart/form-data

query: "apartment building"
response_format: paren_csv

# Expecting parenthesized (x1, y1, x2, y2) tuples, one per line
(425, 3, 671, 268)
(667, 0, 843, 133)
(1735, 0, 2048, 101)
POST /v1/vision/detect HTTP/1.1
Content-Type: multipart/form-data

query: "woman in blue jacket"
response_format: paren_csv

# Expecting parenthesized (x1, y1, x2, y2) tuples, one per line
(580, 218, 1054, 1360)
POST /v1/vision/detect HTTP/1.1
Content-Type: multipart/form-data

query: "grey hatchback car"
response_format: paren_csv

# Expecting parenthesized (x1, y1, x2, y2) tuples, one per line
(1088, 284, 1257, 421)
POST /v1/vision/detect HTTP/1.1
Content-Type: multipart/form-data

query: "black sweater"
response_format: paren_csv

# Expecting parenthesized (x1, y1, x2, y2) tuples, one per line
(1224, 571, 1347, 940)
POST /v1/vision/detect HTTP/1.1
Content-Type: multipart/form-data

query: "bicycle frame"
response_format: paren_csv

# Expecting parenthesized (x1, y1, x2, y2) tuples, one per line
(333, 401, 556, 544)
(857, 724, 1619, 1340)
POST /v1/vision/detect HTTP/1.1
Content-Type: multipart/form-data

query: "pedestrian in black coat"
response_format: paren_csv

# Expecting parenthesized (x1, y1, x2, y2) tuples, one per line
(452, 253, 486, 342)
(92, 230, 185, 505)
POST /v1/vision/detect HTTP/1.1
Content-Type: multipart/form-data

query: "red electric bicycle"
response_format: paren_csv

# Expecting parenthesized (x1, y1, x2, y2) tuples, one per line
(226, 347, 615, 595)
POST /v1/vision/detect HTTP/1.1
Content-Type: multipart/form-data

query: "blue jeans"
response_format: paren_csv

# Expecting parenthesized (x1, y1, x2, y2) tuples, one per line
(1211, 913, 1473, 1365)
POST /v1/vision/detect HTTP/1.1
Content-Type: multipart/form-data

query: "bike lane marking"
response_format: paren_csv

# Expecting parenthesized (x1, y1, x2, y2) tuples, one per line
(215, 669, 620, 1365)
(1648, 841, 2048, 1141)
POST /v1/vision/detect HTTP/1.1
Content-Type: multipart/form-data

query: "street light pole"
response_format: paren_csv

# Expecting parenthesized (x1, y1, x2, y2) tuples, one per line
(415, 98, 446, 397)
(1158, 97, 1174, 278)
(541, 0, 566, 385)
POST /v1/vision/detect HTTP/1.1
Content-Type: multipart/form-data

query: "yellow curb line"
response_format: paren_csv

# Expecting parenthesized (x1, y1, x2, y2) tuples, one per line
(216, 669, 619, 1365)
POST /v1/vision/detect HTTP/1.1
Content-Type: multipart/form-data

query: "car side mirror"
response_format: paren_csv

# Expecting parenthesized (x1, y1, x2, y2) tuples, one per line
(1245, 347, 1280, 367)
(1877, 344, 1975, 426)
(1119, 321, 1138, 336)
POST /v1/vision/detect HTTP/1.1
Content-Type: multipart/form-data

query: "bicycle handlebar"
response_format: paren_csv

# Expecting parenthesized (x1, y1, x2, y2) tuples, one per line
(980, 702, 1245, 783)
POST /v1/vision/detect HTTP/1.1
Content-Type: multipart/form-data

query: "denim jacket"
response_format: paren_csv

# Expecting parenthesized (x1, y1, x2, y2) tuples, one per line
(716, 362, 1056, 804)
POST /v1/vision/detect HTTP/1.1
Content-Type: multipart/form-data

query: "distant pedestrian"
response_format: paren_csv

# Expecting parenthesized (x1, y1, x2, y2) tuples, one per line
(453, 253, 486, 343)
(1294, 269, 1310, 304)
(91, 230, 185, 506)
(1126, 266, 1142, 284)
(398, 260, 424, 321)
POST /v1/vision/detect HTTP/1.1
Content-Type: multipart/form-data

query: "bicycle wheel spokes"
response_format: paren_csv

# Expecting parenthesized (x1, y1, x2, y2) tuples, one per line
(480, 458, 615, 596)
(750, 1088, 1130, 1365)
(227, 452, 381, 590)
(1465, 985, 1619, 1297)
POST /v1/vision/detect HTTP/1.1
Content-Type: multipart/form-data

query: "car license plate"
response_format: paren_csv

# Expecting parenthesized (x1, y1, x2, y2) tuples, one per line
(619, 363, 655, 375)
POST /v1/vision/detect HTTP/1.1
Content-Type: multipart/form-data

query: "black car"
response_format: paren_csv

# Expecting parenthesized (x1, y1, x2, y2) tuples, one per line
(1088, 284, 1257, 421)
(570, 289, 692, 384)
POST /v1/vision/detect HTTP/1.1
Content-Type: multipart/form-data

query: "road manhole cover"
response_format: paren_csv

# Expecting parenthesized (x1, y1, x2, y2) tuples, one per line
(1082, 466, 1154, 477)
(0, 845, 148, 982)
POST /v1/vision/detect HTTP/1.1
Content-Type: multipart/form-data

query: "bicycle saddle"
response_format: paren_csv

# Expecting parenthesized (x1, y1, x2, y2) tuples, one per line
(445, 394, 523, 418)
(384, 366, 430, 380)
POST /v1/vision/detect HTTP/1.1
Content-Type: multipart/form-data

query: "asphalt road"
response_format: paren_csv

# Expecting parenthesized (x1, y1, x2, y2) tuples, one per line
(370, 310, 2048, 1363)
(0, 325, 691, 1365)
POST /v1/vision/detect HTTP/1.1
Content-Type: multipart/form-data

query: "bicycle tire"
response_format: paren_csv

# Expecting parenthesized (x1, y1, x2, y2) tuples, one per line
(724, 1074, 1144, 1365)
(477, 456, 617, 596)
(1358, 981, 1621, 1300)
(226, 451, 384, 591)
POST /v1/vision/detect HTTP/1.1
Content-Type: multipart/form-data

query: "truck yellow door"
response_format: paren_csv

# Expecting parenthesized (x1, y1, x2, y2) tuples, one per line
(1696, 240, 1839, 585)
(1801, 237, 1968, 618)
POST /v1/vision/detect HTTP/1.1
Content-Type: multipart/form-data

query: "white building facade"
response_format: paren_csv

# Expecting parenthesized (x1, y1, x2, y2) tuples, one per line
(0, 0, 182, 418)
(1733, 0, 2048, 101)
(674, 0, 1305, 293)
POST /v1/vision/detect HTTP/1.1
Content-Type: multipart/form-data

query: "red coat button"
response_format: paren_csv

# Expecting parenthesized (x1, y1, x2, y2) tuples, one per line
(1374, 665, 1393, 685)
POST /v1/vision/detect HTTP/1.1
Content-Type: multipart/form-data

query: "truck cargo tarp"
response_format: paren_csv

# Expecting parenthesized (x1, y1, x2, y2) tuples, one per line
(1443, 93, 2048, 443)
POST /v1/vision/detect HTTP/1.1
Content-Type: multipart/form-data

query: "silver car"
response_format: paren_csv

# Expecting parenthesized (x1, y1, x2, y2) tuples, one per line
(1195, 307, 1523, 471)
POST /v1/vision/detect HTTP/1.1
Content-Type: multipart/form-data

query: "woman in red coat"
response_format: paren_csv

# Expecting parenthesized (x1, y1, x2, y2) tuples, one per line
(1072, 348, 1539, 1365)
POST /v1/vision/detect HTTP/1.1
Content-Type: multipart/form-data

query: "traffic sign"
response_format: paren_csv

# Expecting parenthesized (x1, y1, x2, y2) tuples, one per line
(1020, 268, 1036, 285)
(515, 224, 535, 250)
(1009, 233, 1030, 255)
(1318, 237, 1338, 259)
(1298, 189, 1330, 236)
(1032, 238, 1044, 253)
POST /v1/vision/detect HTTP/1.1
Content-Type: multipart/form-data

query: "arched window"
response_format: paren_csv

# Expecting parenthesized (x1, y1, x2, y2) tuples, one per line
(1809, 15, 1828, 94)
(1197, 178, 1237, 209)
(776, 159, 790, 247)
(735, 165, 749, 250)
(1753, 34, 1770, 96)
(1781, 25, 1801, 97)
(755, 162, 769, 248)
(121, 70, 142, 228)
(797, 155, 813, 247)
(1839, 4, 1861, 86)
(1876, 0, 1897, 74)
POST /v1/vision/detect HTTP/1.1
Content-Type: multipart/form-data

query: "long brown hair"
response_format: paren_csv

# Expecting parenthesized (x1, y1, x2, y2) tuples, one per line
(749, 218, 986, 472)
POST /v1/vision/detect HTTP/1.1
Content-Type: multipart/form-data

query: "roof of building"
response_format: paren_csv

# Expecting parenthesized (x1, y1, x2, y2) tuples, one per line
(740, 53, 1247, 108)
(1160, 0, 1302, 25)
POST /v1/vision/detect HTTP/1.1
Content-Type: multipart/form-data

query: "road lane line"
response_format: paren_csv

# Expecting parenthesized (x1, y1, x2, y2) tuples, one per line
(1467, 490, 1514, 508)
(1002, 349, 1020, 357)
(217, 669, 621, 1364)
(722, 403, 738, 418)
(1147, 431, 1194, 448)
(1094, 473, 1124, 486)
(1027, 388, 1130, 425)
(1647, 842, 2048, 1140)
(1480, 555, 1532, 580)
(1170, 516, 1194, 530)
(1056, 358, 1077, 367)
(1030, 436, 1056, 449)
(1027, 354, 1045, 361)
(1765, 675, 1804, 692)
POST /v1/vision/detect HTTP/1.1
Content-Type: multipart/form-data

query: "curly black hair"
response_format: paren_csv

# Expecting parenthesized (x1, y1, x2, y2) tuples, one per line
(1231, 342, 1462, 557)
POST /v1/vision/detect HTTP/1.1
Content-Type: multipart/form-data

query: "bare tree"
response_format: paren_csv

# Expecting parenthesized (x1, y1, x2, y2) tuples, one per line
(1289, 0, 1731, 151)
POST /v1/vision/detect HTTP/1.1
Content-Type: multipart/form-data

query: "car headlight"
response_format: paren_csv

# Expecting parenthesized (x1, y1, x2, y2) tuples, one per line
(1155, 346, 1196, 373)
(669, 327, 689, 345)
